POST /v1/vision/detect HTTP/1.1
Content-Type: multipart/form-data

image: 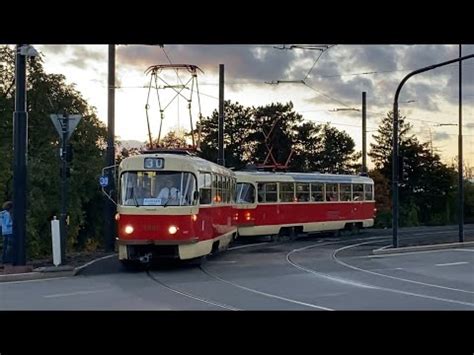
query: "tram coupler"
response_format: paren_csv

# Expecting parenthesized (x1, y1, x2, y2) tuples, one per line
(139, 253, 153, 264)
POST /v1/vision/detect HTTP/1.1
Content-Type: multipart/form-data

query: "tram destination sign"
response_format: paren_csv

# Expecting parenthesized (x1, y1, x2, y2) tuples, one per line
(144, 157, 164, 169)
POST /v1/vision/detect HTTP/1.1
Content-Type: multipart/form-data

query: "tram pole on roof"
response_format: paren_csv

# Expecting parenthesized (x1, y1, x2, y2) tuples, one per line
(362, 91, 367, 174)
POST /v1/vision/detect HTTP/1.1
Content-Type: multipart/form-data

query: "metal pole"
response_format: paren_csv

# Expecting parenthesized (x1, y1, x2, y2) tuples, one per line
(105, 44, 116, 251)
(392, 53, 474, 248)
(12, 44, 28, 266)
(217, 64, 225, 166)
(362, 91, 367, 174)
(458, 44, 464, 243)
(60, 112, 68, 262)
(392, 102, 399, 248)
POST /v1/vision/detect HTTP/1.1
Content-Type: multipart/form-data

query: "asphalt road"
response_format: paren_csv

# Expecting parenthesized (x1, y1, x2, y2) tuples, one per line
(1, 226, 473, 310)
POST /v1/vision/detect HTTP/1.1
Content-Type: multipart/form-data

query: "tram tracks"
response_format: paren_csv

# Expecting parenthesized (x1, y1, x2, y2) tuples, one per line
(144, 229, 472, 310)
(285, 232, 474, 308)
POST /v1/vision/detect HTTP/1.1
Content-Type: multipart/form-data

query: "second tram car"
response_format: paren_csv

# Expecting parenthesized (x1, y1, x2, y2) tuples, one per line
(234, 171, 375, 238)
(116, 151, 237, 266)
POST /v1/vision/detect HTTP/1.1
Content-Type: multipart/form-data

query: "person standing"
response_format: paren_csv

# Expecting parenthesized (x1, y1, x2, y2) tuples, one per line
(0, 201, 13, 265)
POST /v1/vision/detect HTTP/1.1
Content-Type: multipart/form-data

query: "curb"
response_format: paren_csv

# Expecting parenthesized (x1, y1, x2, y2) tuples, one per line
(0, 253, 116, 283)
(373, 241, 474, 255)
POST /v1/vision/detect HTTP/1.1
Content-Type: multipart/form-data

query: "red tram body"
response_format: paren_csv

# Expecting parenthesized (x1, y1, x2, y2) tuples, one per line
(116, 152, 237, 265)
(233, 171, 375, 237)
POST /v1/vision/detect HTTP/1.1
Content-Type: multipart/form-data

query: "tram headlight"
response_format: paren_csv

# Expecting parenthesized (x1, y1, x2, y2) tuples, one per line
(124, 225, 134, 234)
(244, 211, 252, 221)
(168, 225, 178, 235)
(115, 213, 120, 221)
(191, 214, 198, 222)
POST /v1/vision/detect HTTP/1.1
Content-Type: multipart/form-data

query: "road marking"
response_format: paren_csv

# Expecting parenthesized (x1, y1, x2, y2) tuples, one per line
(357, 248, 470, 258)
(435, 261, 469, 267)
(332, 241, 474, 298)
(0, 277, 69, 285)
(44, 289, 111, 298)
(200, 265, 333, 311)
(452, 248, 474, 252)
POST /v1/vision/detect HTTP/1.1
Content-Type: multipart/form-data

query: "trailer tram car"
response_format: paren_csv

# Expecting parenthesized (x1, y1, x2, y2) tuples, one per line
(116, 151, 237, 266)
(234, 171, 375, 238)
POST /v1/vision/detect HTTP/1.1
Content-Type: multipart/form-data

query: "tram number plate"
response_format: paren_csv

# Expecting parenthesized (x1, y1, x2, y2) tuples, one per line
(144, 158, 164, 169)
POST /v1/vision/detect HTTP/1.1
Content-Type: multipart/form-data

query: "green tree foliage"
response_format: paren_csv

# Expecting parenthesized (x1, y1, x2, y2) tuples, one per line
(0, 46, 107, 258)
(198, 100, 359, 173)
(369, 110, 458, 226)
(197, 101, 254, 169)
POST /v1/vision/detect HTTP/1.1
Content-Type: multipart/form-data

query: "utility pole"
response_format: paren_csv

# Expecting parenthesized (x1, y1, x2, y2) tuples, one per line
(362, 92, 367, 174)
(105, 44, 116, 251)
(12, 44, 28, 266)
(458, 44, 464, 243)
(217, 64, 225, 166)
(60, 111, 69, 262)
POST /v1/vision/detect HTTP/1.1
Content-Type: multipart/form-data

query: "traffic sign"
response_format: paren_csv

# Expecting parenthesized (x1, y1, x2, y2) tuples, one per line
(50, 114, 82, 142)
(99, 176, 109, 188)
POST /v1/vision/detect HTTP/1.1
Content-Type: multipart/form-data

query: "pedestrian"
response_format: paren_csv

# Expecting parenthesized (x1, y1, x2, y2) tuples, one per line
(0, 201, 13, 265)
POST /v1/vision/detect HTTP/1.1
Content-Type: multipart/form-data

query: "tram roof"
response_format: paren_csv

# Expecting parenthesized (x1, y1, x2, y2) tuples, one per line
(119, 153, 234, 176)
(234, 171, 373, 184)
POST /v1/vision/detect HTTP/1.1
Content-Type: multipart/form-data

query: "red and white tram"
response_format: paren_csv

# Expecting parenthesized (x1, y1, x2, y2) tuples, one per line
(233, 171, 375, 238)
(116, 151, 237, 266)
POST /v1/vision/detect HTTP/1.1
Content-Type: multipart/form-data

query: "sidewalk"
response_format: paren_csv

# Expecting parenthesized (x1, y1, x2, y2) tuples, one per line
(0, 253, 116, 282)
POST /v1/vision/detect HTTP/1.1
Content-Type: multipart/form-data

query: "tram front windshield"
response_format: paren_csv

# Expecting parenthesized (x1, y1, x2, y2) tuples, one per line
(120, 171, 197, 206)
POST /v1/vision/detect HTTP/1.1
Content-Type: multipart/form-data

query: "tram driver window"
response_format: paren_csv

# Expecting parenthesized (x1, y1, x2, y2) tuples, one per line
(236, 183, 256, 204)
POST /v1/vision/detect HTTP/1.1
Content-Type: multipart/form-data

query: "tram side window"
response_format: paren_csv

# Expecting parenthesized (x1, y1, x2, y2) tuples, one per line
(223, 177, 229, 203)
(353, 183, 364, 201)
(326, 183, 339, 201)
(311, 183, 324, 201)
(280, 182, 295, 202)
(296, 183, 310, 202)
(364, 184, 373, 201)
(340, 183, 352, 201)
(230, 179, 236, 203)
(199, 172, 212, 205)
(258, 183, 278, 203)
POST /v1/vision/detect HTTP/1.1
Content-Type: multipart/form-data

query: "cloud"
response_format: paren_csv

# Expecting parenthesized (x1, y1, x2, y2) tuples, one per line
(433, 131, 451, 141)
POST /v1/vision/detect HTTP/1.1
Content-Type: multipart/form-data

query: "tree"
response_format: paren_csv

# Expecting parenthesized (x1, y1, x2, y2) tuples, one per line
(198, 100, 254, 169)
(369, 110, 459, 226)
(0, 46, 108, 257)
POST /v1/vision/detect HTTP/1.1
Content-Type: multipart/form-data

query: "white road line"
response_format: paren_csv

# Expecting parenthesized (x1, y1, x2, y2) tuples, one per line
(452, 248, 474, 252)
(200, 265, 333, 311)
(357, 248, 469, 258)
(286, 246, 376, 289)
(435, 262, 469, 267)
(0, 277, 69, 285)
(332, 241, 474, 300)
(44, 289, 111, 298)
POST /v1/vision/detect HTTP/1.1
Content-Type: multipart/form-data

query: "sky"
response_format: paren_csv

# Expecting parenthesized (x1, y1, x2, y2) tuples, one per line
(34, 44, 474, 169)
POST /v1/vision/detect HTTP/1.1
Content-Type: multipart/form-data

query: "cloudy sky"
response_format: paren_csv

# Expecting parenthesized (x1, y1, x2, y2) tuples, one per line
(35, 44, 474, 168)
